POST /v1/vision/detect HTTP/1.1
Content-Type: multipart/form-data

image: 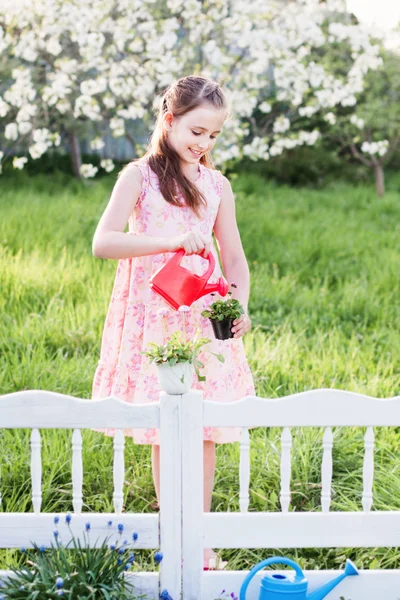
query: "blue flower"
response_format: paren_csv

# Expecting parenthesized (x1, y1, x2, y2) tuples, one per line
(39, 545, 46, 553)
(85, 522, 91, 532)
(107, 520, 112, 527)
(132, 531, 138, 541)
(56, 577, 64, 589)
(110, 544, 116, 551)
(117, 522, 124, 533)
(128, 553, 135, 564)
(65, 514, 72, 525)
(20, 547, 26, 553)
(160, 590, 173, 600)
(118, 547, 125, 555)
(53, 530, 59, 539)
(124, 564, 130, 570)
(57, 591, 64, 596)
(154, 551, 163, 564)
(19, 586, 24, 590)
(54, 516, 60, 525)
(117, 558, 122, 565)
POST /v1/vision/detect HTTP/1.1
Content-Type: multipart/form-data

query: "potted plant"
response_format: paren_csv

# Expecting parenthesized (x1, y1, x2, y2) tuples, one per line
(143, 307, 225, 394)
(201, 283, 245, 340)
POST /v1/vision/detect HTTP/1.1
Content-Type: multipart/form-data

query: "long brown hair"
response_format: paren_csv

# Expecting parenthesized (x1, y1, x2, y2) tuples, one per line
(127, 75, 227, 217)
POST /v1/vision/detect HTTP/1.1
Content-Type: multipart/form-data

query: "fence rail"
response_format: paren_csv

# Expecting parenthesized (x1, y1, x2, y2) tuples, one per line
(1, 388, 400, 599)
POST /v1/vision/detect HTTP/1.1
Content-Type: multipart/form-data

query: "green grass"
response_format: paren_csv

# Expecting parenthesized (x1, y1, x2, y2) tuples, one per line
(1, 171, 400, 572)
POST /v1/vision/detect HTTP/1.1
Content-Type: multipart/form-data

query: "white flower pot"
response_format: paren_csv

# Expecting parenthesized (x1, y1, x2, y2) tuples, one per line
(156, 361, 194, 394)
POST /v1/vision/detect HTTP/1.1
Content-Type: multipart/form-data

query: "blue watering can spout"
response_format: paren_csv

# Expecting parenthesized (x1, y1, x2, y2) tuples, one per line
(307, 559, 359, 600)
(240, 556, 359, 600)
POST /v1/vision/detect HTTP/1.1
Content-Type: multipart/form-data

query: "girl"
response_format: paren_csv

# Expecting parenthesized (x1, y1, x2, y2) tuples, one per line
(91, 75, 255, 569)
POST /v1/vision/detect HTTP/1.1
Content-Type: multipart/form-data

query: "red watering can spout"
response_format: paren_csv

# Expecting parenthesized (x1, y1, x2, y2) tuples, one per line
(149, 248, 229, 311)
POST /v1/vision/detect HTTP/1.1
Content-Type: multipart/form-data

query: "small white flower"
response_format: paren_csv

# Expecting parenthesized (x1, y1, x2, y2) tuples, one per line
(157, 307, 170, 317)
(178, 305, 191, 313)
(80, 163, 98, 178)
(5, 123, 18, 141)
(90, 137, 105, 150)
(13, 156, 28, 169)
(100, 159, 115, 173)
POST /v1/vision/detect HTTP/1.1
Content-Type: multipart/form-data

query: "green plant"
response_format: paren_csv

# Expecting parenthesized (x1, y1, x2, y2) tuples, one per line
(0, 516, 147, 599)
(142, 329, 224, 382)
(201, 283, 245, 321)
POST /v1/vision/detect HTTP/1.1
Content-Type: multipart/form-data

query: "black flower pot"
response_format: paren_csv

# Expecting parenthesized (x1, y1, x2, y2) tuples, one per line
(210, 318, 235, 340)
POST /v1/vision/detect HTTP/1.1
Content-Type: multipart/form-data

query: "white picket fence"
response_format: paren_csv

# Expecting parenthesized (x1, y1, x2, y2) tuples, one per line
(1, 388, 400, 600)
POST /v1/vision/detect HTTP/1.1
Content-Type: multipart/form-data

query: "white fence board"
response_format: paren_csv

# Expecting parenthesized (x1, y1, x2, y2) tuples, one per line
(0, 391, 160, 429)
(204, 511, 400, 548)
(181, 390, 204, 598)
(0, 513, 159, 549)
(203, 569, 400, 600)
(160, 393, 183, 600)
(203, 389, 400, 427)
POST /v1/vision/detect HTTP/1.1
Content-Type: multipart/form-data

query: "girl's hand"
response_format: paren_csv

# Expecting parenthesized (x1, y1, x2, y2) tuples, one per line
(170, 232, 212, 257)
(231, 313, 251, 339)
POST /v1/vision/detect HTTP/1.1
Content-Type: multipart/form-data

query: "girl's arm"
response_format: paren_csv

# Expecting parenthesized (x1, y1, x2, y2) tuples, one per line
(213, 176, 250, 313)
(92, 165, 174, 259)
(92, 165, 211, 259)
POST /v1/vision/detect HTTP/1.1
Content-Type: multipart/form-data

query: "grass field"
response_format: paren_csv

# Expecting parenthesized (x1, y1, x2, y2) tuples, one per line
(1, 170, 400, 573)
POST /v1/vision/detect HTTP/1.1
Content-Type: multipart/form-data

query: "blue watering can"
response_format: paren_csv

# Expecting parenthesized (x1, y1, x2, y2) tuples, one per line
(240, 556, 359, 600)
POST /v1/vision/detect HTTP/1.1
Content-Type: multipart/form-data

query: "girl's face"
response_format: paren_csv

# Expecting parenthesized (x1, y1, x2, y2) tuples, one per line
(164, 104, 226, 165)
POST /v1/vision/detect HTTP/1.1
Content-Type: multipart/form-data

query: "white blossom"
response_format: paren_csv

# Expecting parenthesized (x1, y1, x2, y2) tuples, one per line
(18, 121, 32, 135)
(350, 114, 364, 129)
(100, 158, 115, 172)
(273, 116, 290, 134)
(259, 101, 272, 113)
(5, 123, 18, 141)
(80, 163, 98, 178)
(13, 156, 28, 169)
(90, 138, 105, 150)
(324, 112, 336, 125)
(361, 140, 388, 157)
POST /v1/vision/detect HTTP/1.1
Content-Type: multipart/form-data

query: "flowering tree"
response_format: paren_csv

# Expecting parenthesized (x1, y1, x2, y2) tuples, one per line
(321, 50, 400, 196)
(0, 0, 384, 182)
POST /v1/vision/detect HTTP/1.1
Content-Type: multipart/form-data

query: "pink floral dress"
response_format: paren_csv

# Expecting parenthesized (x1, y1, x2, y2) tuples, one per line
(91, 158, 255, 444)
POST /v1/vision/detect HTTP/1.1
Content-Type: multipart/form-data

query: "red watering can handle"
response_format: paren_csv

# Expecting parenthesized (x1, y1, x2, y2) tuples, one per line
(175, 248, 215, 279)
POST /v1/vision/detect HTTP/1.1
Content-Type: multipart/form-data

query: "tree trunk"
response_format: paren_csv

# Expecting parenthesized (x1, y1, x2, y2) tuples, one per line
(68, 131, 82, 179)
(374, 163, 385, 197)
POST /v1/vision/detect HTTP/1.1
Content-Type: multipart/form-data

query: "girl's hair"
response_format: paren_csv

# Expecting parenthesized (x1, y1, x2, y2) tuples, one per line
(125, 75, 227, 217)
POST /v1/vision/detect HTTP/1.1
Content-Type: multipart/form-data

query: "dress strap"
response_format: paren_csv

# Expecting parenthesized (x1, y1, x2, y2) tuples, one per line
(135, 159, 151, 205)
(213, 168, 224, 200)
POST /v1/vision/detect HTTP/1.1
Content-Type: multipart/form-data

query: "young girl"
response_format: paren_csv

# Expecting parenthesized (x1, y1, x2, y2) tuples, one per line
(91, 75, 255, 569)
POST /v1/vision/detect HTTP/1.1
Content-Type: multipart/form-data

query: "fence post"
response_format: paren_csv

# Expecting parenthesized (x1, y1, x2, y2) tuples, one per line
(181, 390, 204, 599)
(159, 392, 182, 599)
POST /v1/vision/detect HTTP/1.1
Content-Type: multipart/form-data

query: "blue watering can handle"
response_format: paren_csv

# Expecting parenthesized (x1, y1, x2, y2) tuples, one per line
(240, 557, 304, 600)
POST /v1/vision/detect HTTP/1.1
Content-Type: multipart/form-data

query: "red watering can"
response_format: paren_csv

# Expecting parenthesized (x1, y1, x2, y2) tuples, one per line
(149, 248, 228, 310)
